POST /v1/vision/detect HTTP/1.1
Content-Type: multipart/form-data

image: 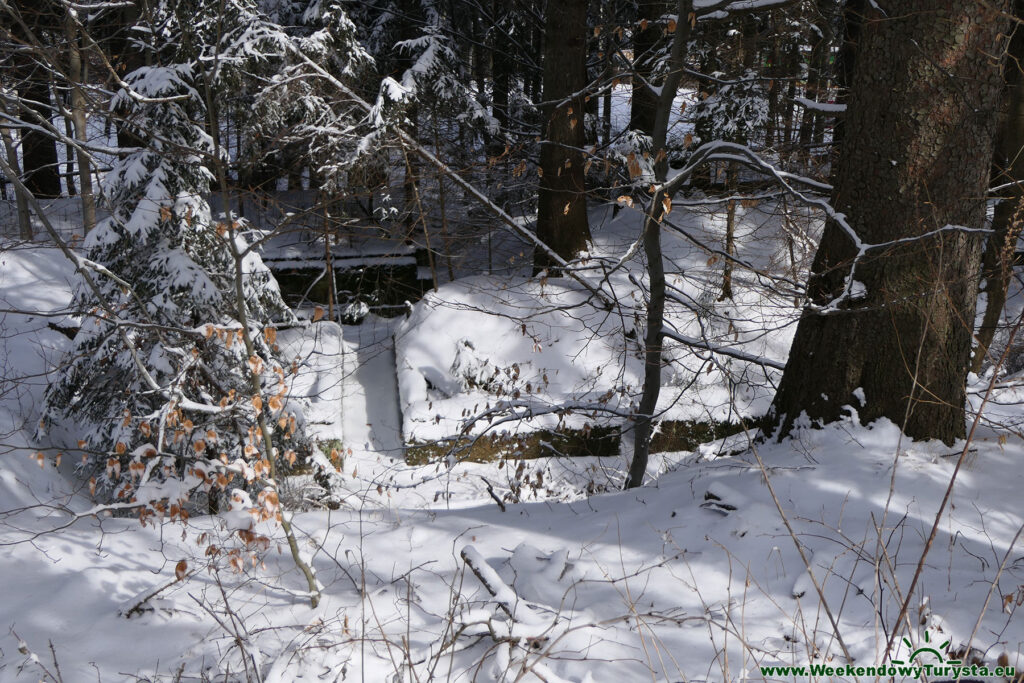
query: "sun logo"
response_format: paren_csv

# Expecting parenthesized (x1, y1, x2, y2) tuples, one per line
(891, 629, 959, 667)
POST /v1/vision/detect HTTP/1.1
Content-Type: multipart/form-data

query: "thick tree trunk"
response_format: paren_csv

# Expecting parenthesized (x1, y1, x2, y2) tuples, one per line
(972, 0, 1024, 373)
(768, 1, 1011, 445)
(533, 0, 591, 273)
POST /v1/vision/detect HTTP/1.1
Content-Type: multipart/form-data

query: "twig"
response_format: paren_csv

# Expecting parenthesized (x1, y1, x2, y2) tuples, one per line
(480, 477, 507, 512)
(883, 310, 1024, 661)
(746, 435, 856, 666)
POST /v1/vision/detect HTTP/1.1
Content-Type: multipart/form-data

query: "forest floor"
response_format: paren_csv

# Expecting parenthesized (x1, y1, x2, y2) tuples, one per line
(1, 199, 1024, 682)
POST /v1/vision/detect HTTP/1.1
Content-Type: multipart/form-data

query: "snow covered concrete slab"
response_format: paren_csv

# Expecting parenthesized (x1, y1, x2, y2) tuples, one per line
(395, 275, 640, 445)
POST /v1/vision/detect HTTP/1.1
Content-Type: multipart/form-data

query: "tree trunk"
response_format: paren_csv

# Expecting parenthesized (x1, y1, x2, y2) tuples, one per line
(796, 40, 825, 163)
(0, 101, 33, 239)
(629, 1, 666, 136)
(601, 1, 615, 146)
(109, 2, 149, 151)
(829, 0, 865, 165)
(65, 10, 96, 232)
(625, 191, 667, 488)
(972, 0, 1024, 373)
(780, 42, 799, 159)
(811, 1, 841, 152)
(625, 0, 692, 488)
(721, 168, 738, 300)
(533, 0, 591, 273)
(9, 10, 62, 199)
(766, 11, 780, 149)
(62, 111, 76, 196)
(768, 0, 1011, 445)
(529, 2, 543, 102)
(491, 0, 511, 139)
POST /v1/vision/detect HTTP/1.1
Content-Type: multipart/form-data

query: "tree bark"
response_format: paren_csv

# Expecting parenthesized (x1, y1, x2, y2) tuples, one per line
(108, 2, 148, 151)
(766, 10, 780, 149)
(780, 42, 799, 159)
(768, 0, 1011, 445)
(625, 191, 667, 488)
(533, 0, 592, 273)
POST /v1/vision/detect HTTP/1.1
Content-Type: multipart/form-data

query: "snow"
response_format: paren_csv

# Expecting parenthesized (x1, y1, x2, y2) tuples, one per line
(794, 97, 847, 113)
(0, 198, 109, 242)
(2, 210, 1024, 682)
(0, 244, 80, 508)
(396, 200, 804, 446)
(278, 321, 350, 439)
(395, 274, 639, 443)
(5, 400, 1024, 680)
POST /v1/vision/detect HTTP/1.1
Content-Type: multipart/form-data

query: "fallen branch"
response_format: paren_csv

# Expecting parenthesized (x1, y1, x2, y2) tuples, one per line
(460, 545, 516, 617)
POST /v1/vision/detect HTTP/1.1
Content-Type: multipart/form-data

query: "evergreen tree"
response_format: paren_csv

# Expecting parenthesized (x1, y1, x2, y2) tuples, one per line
(41, 0, 324, 512)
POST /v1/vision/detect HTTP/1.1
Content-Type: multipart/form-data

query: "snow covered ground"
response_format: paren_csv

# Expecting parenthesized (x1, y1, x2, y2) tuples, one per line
(396, 199, 809, 446)
(2, 198, 1024, 682)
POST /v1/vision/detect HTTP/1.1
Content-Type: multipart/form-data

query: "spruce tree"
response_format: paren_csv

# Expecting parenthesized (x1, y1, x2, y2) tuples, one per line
(41, 3, 314, 513)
